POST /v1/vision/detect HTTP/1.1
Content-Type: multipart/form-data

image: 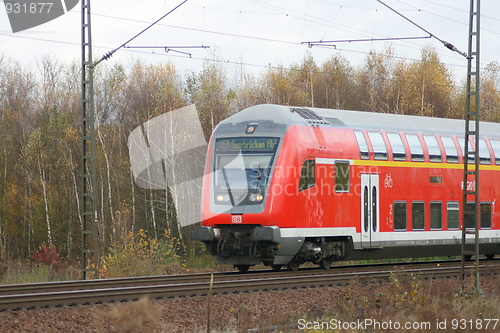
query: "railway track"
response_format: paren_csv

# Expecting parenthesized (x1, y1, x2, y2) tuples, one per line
(0, 260, 497, 311)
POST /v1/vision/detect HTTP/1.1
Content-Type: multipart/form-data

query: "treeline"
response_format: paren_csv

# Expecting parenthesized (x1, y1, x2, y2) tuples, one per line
(0, 45, 499, 261)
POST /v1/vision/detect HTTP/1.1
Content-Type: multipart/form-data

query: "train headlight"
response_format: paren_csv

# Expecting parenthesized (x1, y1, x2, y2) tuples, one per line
(245, 123, 258, 134)
(249, 193, 264, 202)
(216, 194, 230, 202)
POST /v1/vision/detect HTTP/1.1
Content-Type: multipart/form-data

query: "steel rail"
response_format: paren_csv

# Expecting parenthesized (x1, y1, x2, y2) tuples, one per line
(0, 259, 468, 296)
(0, 260, 496, 311)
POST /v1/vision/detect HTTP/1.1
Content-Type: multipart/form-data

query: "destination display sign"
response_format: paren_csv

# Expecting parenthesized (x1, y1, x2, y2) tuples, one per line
(215, 137, 279, 152)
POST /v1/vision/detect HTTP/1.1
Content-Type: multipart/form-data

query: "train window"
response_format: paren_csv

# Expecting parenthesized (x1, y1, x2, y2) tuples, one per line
(372, 187, 378, 232)
(457, 137, 474, 164)
(394, 202, 407, 231)
(464, 202, 492, 229)
(298, 159, 315, 192)
(354, 131, 369, 160)
(441, 136, 459, 163)
(334, 161, 350, 192)
(490, 139, 500, 164)
(412, 202, 425, 231)
(363, 187, 369, 233)
(430, 176, 442, 184)
(481, 202, 492, 229)
(387, 133, 406, 161)
(405, 134, 424, 161)
(430, 202, 442, 230)
(368, 132, 388, 160)
(423, 135, 442, 162)
(447, 202, 459, 230)
(464, 202, 475, 229)
(478, 139, 491, 164)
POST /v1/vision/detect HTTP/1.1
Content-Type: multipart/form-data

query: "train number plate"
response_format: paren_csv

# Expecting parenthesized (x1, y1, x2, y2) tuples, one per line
(232, 215, 242, 223)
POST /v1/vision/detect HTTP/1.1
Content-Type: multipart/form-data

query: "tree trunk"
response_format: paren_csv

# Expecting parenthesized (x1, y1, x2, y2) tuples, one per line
(97, 128, 115, 239)
(130, 167, 136, 234)
(66, 147, 81, 258)
(38, 153, 52, 245)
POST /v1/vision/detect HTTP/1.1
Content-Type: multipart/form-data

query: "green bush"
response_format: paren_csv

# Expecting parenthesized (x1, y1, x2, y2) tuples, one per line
(100, 229, 181, 278)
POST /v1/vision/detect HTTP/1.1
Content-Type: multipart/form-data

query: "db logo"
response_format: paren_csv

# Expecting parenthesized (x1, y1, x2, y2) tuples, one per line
(232, 215, 242, 223)
(384, 174, 393, 188)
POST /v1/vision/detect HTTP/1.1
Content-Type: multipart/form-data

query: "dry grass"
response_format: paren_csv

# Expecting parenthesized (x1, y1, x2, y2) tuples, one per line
(95, 296, 161, 333)
(153, 266, 500, 333)
(288, 268, 500, 333)
(0, 259, 80, 285)
(0, 266, 499, 332)
(88, 267, 500, 333)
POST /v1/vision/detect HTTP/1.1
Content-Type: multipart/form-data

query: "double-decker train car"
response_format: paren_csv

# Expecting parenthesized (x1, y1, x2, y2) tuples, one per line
(191, 104, 500, 272)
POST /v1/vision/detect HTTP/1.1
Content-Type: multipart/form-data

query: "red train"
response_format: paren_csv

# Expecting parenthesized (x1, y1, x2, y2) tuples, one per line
(191, 104, 500, 272)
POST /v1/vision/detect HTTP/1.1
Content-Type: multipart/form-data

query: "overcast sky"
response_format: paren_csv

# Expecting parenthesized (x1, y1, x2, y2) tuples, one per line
(1, 0, 499, 80)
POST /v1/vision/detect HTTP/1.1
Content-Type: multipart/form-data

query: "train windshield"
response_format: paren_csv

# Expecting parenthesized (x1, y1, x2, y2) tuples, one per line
(214, 137, 279, 205)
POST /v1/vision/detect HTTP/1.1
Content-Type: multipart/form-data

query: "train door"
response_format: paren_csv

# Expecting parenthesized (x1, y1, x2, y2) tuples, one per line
(361, 174, 380, 248)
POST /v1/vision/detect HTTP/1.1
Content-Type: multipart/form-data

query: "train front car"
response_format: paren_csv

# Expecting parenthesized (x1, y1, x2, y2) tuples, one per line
(193, 104, 500, 272)
(192, 105, 309, 272)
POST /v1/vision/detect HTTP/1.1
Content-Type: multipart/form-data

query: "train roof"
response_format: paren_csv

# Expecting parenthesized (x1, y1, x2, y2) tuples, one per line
(224, 104, 500, 139)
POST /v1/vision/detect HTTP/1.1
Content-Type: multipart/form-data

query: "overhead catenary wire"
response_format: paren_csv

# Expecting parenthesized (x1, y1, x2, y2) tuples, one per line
(0, 30, 470, 75)
(5, 0, 495, 64)
(376, 0, 469, 58)
(91, 0, 189, 68)
(0, 0, 477, 73)
(0, 31, 476, 93)
(304, 36, 431, 49)
(421, 0, 500, 24)
(80, 2, 478, 66)
(124, 45, 210, 58)
(88, 1, 499, 64)
(1, 1, 496, 73)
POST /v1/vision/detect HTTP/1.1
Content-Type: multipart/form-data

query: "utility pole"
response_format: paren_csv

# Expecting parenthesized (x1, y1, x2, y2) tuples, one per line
(461, 0, 481, 292)
(80, 0, 191, 279)
(81, 0, 99, 280)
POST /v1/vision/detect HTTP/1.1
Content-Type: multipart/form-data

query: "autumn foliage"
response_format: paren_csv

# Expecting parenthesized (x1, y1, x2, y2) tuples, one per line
(29, 243, 61, 265)
(100, 229, 181, 278)
(1, 47, 500, 266)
